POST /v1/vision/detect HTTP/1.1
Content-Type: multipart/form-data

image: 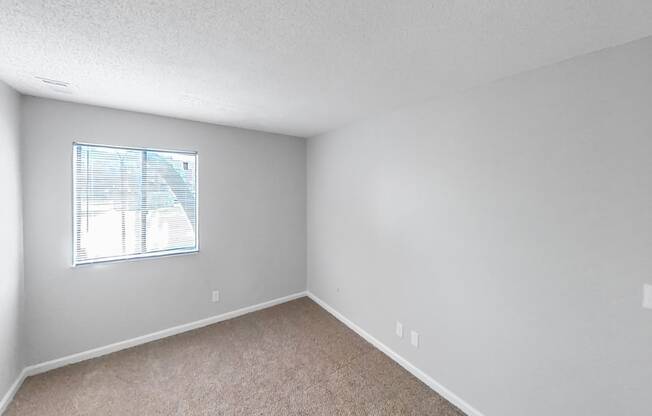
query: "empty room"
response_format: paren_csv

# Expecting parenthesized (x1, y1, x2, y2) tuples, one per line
(1, 1, 651, 415)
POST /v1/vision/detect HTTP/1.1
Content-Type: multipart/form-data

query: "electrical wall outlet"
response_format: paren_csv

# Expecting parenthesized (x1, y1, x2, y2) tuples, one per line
(644, 284, 652, 309)
(212, 290, 220, 303)
(396, 321, 403, 338)
(410, 330, 419, 348)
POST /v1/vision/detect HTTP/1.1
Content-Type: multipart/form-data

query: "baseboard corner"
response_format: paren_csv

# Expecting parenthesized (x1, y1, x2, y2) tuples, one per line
(0, 368, 28, 415)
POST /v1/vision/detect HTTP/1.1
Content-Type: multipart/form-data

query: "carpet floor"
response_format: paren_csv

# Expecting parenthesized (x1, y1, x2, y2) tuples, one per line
(5, 297, 465, 415)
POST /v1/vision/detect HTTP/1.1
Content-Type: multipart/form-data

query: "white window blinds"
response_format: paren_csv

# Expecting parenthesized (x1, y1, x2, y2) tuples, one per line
(73, 143, 198, 265)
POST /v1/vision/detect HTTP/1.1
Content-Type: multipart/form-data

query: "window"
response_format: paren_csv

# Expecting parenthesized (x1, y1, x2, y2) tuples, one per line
(72, 143, 198, 265)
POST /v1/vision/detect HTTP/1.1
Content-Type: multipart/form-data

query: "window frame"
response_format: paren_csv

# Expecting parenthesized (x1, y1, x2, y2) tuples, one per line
(71, 141, 199, 266)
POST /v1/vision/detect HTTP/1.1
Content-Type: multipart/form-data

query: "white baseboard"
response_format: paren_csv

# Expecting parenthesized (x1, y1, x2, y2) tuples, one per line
(3, 290, 483, 416)
(1, 291, 307, 414)
(0, 368, 28, 416)
(307, 291, 485, 416)
(24, 291, 307, 377)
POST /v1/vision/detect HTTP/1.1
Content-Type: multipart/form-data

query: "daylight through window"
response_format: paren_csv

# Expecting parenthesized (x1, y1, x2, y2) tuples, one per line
(72, 143, 198, 265)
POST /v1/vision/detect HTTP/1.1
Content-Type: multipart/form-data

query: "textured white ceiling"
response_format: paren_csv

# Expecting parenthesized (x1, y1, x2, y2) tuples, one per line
(2, 1, 652, 137)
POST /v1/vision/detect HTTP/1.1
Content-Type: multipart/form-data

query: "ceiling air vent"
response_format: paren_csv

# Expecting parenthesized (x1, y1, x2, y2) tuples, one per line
(35, 76, 73, 94)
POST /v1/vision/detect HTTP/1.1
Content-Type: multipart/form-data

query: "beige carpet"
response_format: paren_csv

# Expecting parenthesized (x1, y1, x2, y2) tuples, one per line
(6, 297, 465, 415)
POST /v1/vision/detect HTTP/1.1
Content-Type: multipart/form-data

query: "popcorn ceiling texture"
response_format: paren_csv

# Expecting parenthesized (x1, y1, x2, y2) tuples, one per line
(4, 298, 465, 415)
(1, 1, 652, 137)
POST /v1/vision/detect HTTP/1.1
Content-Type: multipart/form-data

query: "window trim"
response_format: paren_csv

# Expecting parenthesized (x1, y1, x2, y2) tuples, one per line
(71, 141, 199, 266)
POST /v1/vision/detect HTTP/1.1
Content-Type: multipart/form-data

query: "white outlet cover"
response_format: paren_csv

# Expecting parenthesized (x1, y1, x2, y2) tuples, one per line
(644, 284, 652, 309)
(212, 290, 220, 303)
(411, 330, 419, 348)
(396, 321, 403, 338)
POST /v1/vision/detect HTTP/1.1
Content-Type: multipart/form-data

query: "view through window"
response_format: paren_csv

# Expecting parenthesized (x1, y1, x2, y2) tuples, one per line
(73, 143, 198, 265)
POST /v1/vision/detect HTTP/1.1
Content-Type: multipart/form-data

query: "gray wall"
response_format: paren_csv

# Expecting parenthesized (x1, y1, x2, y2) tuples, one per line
(21, 97, 306, 365)
(0, 83, 24, 399)
(307, 37, 652, 416)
